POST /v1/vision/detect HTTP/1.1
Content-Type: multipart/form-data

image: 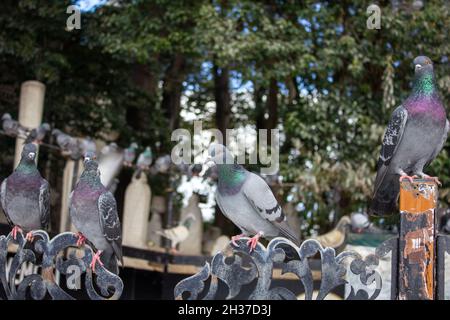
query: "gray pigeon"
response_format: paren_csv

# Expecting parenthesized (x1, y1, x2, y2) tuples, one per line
(69, 158, 123, 274)
(135, 146, 153, 178)
(206, 143, 300, 251)
(370, 56, 449, 216)
(123, 142, 138, 167)
(1, 113, 26, 138)
(52, 129, 82, 159)
(0, 143, 50, 240)
(24, 123, 51, 144)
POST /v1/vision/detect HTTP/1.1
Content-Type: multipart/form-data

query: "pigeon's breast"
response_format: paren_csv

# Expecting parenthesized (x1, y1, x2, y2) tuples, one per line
(217, 192, 280, 237)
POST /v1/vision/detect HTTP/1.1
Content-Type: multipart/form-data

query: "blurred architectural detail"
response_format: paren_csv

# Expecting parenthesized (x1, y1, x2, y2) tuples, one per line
(98, 142, 124, 189)
(210, 235, 230, 256)
(122, 173, 152, 248)
(283, 202, 301, 242)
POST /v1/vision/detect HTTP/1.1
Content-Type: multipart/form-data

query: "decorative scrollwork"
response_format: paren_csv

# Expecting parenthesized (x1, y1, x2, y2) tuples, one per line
(174, 237, 397, 300)
(0, 230, 123, 300)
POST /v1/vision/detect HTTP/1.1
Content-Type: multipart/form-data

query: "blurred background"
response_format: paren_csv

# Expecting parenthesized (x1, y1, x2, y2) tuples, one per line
(0, 0, 448, 299)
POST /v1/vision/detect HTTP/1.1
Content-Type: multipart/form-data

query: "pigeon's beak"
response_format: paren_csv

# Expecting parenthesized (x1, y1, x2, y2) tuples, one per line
(28, 152, 36, 160)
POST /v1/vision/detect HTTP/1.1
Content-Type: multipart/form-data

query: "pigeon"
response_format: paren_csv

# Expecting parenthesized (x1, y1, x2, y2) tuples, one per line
(123, 142, 138, 167)
(154, 154, 171, 174)
(69, 158, 123, 274)
(157, 214, 196, 253)
(1, 113, 26, 138)
(135, 146, 153, 178)
(206, 143, 300, 251)
(52, 129, 82, 159)
(24, 123, 51, 144)
(370, 56, 449, 216)
(0, 143, 50, 240)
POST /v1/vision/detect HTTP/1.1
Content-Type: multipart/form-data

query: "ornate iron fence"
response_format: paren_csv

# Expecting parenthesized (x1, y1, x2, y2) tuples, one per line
(0, 230, 123, 300)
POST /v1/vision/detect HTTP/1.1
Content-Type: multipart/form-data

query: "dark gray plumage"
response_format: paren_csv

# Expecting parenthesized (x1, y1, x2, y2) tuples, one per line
(52, 128, 82, 159)
(0, 143, 50, 239)
(69, 159, 123, 274)
(24, 123, 51, 144)
(370, 56, 448, 216)
(1, 113, 26, 138)
(207, 144, 300, 250)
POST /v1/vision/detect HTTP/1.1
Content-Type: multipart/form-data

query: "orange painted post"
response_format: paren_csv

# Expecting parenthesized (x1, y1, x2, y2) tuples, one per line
(398, 179, 437, 300)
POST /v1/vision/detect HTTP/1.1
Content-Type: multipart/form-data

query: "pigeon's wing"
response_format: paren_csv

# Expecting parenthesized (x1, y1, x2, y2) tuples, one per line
(242, 173, 300, 245)
(426, 119, 449, 167)
(39, 180, 50, 229)
(0, 179, 13, 226)
(98, 192, 123, 264)
(373, 105, 408, 195)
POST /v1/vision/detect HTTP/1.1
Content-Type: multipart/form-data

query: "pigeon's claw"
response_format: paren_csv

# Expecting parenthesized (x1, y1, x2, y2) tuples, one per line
(89, 250, 104, 272)
(76, 232, 86, 247)
(231, 234, 245, 247)
(420, 174, 442, 186)
(11, 226, 23, 240)
(399, 174, 418, 184)
(246, 232, 263, 253)
(25, 231, 34, 242)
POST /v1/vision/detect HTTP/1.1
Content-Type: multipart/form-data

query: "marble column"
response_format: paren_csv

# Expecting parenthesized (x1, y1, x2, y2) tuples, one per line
(122, 173, 152, 248)
(14, 81, 46, 168)
(59, 159, 82, 233)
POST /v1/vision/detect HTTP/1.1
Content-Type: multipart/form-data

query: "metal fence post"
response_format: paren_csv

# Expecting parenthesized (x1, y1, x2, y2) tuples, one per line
(398, 179, 437, 300)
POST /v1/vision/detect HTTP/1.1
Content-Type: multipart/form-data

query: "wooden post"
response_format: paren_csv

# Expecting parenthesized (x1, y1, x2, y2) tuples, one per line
(398, 178, 437, 300)
(14, 81, 46, 167)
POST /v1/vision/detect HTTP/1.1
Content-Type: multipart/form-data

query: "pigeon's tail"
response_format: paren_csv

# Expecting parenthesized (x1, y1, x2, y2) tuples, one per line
(277, 221, 301, 247)
(369, 173, 400, 216)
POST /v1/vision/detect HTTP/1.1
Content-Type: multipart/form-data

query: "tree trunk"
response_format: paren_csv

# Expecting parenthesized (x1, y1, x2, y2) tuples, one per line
(161, 54, 186, 132)
(213, 64, 231, 141)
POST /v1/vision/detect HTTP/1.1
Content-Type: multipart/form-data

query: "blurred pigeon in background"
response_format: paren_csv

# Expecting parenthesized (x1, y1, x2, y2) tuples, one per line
(24, 123, 51, 144)
(1, 113, 26, 138)
(123, 142, 138, 167)
(69, 158, 123, 274)
(0, 143, 50, 240)
(135, 146, 153, 178)
(157, 214, 196, 253)
(370, 56, 448, 216)
(206, 143, 300, 251)
(154, 154, 171, 174)
(313, 216, 351, 249)
(350, 212, 383, 234)
(52, 129, 82, 159)
(100, 142, 119, 156)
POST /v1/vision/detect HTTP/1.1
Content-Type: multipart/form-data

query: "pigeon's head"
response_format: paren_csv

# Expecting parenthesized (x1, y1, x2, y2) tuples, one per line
(21, 143, 37, 162)
(206, 143, 235, 165)
(41, 123, 51, 132)
(413, 56, 433, 75)
(51, 128, 62, 136)
(129, 142, 138, 150)
(84, 151, 97, 163)
(1, 113, 11, 121)
(81, 159, 101, 181)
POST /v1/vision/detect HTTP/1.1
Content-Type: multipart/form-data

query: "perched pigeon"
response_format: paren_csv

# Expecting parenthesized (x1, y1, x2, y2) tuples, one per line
(0, 144, 50, 240)
(157, 214, 196, 252)
(370, 56, 449, 216)
(135, 146, 153, 178)
(52, 129, 81, 159)
(123, 142, 138, 167)
(154, 154, 171, 174)
(1, 113, 26, 138)
(206, 143, 300, 251)
(69, 158, 123, 274)
(24, 123, 51, 144)
(313, 216, 351, 249)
